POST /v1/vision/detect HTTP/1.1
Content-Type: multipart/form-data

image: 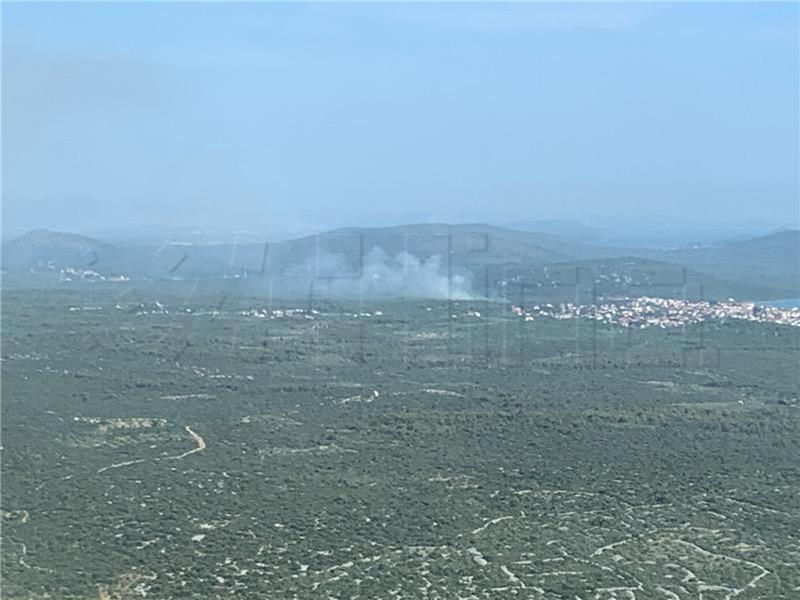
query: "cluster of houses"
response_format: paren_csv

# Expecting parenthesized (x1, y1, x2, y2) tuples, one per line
(511, 296, 800, 329)
(59, 267, 129, 282)
(94, 295, 799, 330)
(239, 307, 315, 319)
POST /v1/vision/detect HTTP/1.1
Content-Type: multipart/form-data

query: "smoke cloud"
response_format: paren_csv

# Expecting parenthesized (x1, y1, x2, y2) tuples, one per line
(311, 247, 475, 300)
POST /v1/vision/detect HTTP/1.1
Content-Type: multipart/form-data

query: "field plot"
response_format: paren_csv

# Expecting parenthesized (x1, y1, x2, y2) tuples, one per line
(2, 286, 799, 599)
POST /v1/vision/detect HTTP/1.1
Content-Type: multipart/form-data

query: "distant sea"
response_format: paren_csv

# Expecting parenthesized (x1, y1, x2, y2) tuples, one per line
(758, 299, 800, 309)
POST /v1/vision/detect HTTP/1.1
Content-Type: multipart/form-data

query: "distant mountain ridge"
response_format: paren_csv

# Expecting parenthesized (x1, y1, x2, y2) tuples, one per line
(665, 229, 799, 295)
(3, 225, 798, 300)
(1, 229, 123, 273)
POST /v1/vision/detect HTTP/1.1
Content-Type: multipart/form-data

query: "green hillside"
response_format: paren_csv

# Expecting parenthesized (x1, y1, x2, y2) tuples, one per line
(3, 225, 797, 301)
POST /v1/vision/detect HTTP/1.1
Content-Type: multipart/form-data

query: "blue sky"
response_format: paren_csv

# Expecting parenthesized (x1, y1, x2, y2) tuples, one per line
(2, 2, 798, 236)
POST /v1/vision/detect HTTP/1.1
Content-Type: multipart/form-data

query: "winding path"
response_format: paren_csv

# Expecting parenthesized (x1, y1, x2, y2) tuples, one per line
(167, 426, 206, 460)
(96, 425, 205, 473)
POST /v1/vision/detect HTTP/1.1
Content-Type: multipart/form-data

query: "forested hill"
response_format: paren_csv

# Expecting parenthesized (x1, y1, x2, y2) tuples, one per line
(3, 225, 798, 300)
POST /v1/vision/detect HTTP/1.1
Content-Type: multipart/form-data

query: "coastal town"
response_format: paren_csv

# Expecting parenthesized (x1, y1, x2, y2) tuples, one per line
(511, 296, 800, 329)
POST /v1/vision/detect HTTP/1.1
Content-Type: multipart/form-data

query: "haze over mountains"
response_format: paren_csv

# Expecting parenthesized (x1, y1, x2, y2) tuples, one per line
(506, 218, 794, 249)
(3, 223, 798, 302)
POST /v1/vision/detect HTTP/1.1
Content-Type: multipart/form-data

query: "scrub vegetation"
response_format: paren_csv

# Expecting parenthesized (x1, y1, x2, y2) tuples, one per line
(2, 283, 798, 598)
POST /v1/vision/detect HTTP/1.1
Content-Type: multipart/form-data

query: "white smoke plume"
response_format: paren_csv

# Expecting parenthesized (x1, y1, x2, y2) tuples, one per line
(313, 247, 475, 300)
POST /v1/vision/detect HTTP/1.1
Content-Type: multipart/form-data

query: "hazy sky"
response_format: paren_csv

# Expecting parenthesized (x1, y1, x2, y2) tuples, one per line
(2, 2, 798, 236)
